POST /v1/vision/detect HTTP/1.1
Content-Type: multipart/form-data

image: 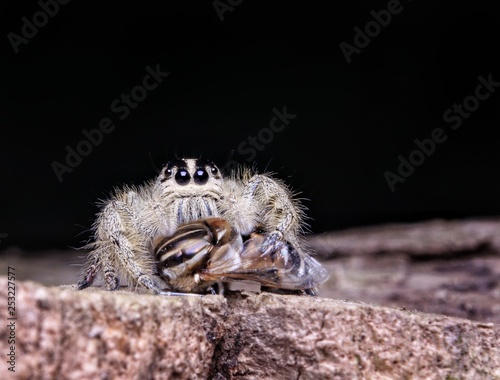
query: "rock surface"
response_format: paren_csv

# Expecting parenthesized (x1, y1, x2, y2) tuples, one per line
(308, 218, 500, 258)
(308, 218, 500, 324)
(2, 217, 500, 378)
(0, 279, 499, 379)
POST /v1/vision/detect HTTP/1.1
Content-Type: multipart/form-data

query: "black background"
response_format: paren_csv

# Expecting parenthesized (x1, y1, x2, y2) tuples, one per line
(1, 0, 499, 251)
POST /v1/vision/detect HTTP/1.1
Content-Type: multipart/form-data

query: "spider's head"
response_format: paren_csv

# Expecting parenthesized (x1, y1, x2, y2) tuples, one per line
(157, 158, 223, 194)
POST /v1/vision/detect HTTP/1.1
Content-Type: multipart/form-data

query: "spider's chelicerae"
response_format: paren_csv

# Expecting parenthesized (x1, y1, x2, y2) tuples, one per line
(78, 158, 309, 294)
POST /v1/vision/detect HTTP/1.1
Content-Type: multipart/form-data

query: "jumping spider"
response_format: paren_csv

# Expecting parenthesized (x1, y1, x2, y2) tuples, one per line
(78, 158, 310, 294)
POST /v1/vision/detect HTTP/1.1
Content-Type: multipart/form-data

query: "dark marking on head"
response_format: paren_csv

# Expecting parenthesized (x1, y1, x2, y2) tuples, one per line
(161, 159, 188, 182)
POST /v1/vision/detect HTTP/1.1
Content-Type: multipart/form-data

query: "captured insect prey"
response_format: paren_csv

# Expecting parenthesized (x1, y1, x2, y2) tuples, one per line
(154, 218, 329, 295)
(77, 158, 329, 295)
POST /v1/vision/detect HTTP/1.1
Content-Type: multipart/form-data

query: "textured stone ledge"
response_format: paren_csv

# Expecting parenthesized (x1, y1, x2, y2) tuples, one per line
(0, 278, 499, 379)
(308, 218, 500, 258)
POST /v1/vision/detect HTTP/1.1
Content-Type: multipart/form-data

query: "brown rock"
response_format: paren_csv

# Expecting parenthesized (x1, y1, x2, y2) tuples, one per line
(308, 218, 500, 258)
(309, 218, 500, 324)
(0, 278, 499, 379)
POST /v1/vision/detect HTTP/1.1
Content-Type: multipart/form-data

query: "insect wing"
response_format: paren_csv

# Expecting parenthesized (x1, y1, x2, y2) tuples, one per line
(201, 234, 330, 291)
(279, 254, 330, 290)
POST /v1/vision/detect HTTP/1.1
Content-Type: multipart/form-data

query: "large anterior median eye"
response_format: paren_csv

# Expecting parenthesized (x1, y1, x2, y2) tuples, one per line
(175, 169, 190, 185)
(194, 168, 209, 184)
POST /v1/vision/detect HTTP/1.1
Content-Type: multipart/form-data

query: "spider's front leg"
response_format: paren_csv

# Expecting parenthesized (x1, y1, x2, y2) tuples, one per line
(245, 174, 306, 255)
(78, 190, 162, 294)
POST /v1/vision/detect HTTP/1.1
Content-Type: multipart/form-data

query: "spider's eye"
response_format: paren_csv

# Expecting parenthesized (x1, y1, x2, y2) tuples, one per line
(175, 169, 190, 185)
(194, 168, 209, 185)
(210, 166, 218, 175)
(164, 168, 173, 179)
